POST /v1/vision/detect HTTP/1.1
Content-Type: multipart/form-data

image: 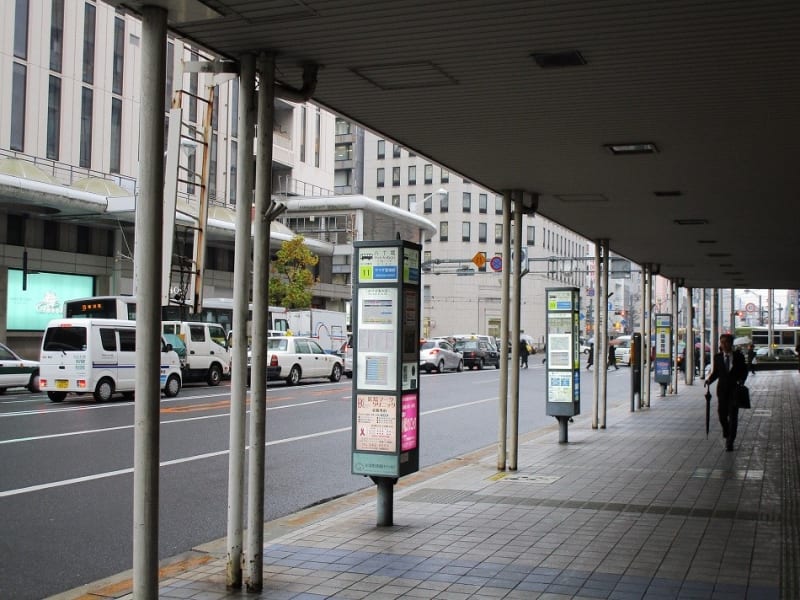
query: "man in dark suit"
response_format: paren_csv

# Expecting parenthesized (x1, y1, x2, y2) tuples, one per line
(705, 333, 748, 451)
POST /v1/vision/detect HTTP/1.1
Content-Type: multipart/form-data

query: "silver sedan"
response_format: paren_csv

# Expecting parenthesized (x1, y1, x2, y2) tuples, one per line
(419, 339, 464, 373)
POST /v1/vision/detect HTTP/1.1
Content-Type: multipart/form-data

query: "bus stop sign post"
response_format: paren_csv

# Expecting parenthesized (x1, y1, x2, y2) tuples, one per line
(351, 240, 421, 526)
(654, 314, 673, 396)
(544, 287, 581, 443)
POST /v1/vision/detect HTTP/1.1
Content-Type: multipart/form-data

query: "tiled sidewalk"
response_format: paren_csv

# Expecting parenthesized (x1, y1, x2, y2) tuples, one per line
(58, 370, 799, 599)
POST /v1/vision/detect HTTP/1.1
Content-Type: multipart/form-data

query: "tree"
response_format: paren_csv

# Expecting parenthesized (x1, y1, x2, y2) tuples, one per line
(268, 235, 319, 308)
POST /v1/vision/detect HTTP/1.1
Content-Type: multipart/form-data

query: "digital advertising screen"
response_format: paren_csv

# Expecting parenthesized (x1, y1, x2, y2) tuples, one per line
(6, 269, 94, 330)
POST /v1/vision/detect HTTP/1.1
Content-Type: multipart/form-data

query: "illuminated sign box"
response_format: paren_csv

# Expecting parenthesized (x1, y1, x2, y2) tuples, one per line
(6, 269, 95, 331)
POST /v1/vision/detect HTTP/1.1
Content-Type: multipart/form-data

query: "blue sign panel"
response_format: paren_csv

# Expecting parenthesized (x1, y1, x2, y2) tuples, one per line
(373, 265, 398, 280)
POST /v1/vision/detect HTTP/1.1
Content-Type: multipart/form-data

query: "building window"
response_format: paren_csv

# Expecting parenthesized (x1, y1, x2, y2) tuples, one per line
(439, 222, 448, 242)
(462, 192, 471, 213)
(43, 221, 60, 250)
(335, 143, 352, 160)
(110, 98, 122, 173)
(527, 225, 536, 246)
(441, 168, 449, 183)
(165, 41, 174, 111)
(230, 79, 238, 138)
(392, 167, 400, 186)
(46, 75, 61, 160)
(76, 225, 91, 254)
(49, 0, 64, 71)
(440, 192, 449, 213)
(14, 0, 29, 59)
(494, 224, 503, 244)
(392, 195, 400, 207)
(314, 108, 321, 167)
(112, 17, 125, 95)
(376, 195, 384, 202)
(82, 2, 96, 84)
(186, 125, 196, 194)
(495, 196, 503, 215)
(377, 139, 385, 159)
(462, 222, 471, 242)
(189, 51, 199, 122)
(335, 118, 351, 135)
(300, 106, 307, 162)
(424, 164, 433, 184)
(479, 193, 487, 214)
(211, 85, 219, 130)
(408, 165, 416, 185)
(423, 250, 431, 265)
(479, 222, 487, 243)
(423, 195, 432, 214)
(376, 168, 385, 187)
(408, 194, 416, 211)
(6, 214, 25, 246)
(79, 87, 93, 168)
(209, 132, 218, 200)
(229, 139, 237, 204)
(10, 63, 26, 151)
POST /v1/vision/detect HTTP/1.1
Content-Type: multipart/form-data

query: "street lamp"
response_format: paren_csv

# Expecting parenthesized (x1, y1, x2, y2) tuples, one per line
(411, 187, 447, 213)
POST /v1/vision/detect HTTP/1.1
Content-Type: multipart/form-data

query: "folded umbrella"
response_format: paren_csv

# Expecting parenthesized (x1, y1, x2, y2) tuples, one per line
(704, 386, 712, 438)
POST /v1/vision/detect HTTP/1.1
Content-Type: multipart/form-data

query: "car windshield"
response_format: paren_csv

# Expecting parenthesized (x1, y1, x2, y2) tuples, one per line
(455, 341, 478, 350)
(420, 341, 435, 350)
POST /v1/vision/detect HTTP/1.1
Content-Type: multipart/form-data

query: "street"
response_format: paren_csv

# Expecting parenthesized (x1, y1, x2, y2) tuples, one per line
(0, 359, 633, 599)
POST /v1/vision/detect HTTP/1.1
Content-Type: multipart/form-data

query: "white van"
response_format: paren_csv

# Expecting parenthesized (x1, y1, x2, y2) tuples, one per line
(162, 321, 230, 386)
(39, 318, 182, 403)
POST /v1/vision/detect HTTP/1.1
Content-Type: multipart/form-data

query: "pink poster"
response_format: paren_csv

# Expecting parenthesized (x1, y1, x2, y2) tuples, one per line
(401, 393, 418, 451)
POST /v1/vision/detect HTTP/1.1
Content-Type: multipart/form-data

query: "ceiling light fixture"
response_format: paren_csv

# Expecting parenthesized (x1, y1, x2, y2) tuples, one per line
(697, 240, 717, 244)
(531, 50, 586, 68)
(707, 252, 732, 258)
(604, 142, 659, 155)
(674, 218, 709, 226)
(654, 190, 682, 197)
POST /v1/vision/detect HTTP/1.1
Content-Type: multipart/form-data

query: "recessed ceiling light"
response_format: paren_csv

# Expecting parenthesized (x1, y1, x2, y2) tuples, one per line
(654, 190, 683, 197)
(697, 240, 717, 244)
(707, 253, 732, 258)
(604, 142, 659, 155)
(674, 219, 709, 226)
(531, 50, 586, 68)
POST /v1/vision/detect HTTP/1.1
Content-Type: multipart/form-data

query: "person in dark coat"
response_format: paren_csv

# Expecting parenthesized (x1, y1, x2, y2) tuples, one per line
(746, 343, 756, 375)
(607, 342, 618, 370)
(586, 342, 594, 370)
(705, 333, 748, 451)
(519, 338, 530, 368)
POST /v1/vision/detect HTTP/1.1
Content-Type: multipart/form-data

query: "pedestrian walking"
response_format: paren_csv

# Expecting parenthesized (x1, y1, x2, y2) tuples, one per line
(607, 343, 618, 370)
(586, 342, 594, 370)
(519, 338, 530, 368)
(746, 343, 756, 375)
(705, 333, 748, 451)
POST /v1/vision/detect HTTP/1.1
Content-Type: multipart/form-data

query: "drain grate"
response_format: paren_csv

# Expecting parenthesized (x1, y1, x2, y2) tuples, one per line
(753, 408, 772, 417)
(501, 474, 561, 484)
(692, 468, 764, 480)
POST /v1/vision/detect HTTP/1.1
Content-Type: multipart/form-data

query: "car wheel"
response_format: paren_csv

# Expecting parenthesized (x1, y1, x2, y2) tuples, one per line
(27, 373, 41, 393)
(207, 364, 223, 386)
(456, 360, 464, 372)
(287, 365, 301, 386)
(164, 374, 182, 397)
(94, 378, 114, 403)
(437, 360, 445, 373)
(47, 391, 66, 403)
(330, 363, 342, 382)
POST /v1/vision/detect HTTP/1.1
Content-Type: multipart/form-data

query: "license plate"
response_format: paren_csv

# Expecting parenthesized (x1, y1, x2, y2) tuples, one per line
(56, 380, 69, 389)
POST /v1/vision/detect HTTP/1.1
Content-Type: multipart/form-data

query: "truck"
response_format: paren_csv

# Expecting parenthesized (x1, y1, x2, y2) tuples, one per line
(286, 309, 348, 353)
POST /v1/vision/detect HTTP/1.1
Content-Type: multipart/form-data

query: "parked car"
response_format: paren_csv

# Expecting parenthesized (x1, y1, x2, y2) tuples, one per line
(258, 336, 344, 385)
(419, 339, 463, 373)
(453, 338, 500, 370)
(754, 347, 798, 363)
(610, 335, 632, 365)
(451, 334, 499, 352)
(0, 342, 40, 394)
(338, 334, 353, 378)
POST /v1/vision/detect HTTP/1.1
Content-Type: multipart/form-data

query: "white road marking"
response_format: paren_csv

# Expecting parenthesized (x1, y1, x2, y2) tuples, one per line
(0, 397, 494, 497)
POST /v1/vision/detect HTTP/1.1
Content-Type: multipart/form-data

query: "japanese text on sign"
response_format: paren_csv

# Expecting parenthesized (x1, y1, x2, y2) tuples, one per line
(356, 394, 397, 452)
(358, 247, 399, 283)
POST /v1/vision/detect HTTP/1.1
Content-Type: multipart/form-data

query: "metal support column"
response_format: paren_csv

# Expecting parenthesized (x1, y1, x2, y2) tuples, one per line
(132, 6, 167, 599)
(671, 281, 679, 394)
(508, 192, 523, 470)
(497, 191, 511, 470)
(599, 240, 609, 428)
(699, 288, 707, 377)
(592, 243, 601, 428)
(686, 287, 694, 385)
(643, 266, 653, 407)
(226, 54, 255, 589)
(246, 52, 276, 593)
(639, 264, 648, 409)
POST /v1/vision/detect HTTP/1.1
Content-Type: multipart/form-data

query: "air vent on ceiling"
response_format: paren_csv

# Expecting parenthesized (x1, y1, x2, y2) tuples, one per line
(654, 190, 683, 197)
(351, 61, 458, 90)
(605, 142, 658, 155)
(674, 218, 709, 226)
(531, 50, 586, 68)
(707, 253, 732, 258)
(554, 193, 608, 203)
(697, 240, 717, 244)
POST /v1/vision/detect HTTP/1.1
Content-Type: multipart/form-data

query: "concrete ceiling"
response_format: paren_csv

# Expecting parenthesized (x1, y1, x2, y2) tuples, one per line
(112, 0, 800, 290)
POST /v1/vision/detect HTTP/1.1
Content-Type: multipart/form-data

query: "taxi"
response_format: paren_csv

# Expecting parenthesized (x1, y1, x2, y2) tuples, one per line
(0, 342, 40, 394)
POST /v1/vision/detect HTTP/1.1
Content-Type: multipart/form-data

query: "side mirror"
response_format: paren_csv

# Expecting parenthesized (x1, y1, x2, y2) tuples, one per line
(165, 343, 173, 352)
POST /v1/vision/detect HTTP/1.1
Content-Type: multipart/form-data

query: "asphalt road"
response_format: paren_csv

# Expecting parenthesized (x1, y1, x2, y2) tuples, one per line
(0, 358, 633, 599)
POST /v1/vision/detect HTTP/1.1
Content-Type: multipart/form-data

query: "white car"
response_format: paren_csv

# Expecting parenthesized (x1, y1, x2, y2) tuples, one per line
(0, 342, 40, 394)
(420, 339, 463, 373)
(263, 336, 344, 385)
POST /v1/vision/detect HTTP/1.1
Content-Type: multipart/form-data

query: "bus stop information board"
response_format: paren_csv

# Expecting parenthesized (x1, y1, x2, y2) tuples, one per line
(654, 313, 672, 385)
(351, 240, 421, 479)
(545, 287, 581, 418)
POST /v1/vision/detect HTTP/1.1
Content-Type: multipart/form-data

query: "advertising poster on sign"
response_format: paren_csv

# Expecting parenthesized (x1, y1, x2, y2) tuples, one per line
(355, 394, 397, 452)
(401, 393, 418, 451)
